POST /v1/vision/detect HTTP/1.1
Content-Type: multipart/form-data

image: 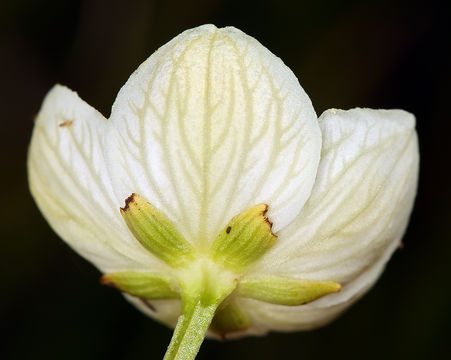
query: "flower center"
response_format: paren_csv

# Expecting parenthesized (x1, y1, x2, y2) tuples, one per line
(101, 193, 341, 338)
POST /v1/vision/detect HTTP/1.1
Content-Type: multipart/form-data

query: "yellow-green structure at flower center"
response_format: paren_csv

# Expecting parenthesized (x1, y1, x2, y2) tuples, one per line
(102, 193, 341, 348)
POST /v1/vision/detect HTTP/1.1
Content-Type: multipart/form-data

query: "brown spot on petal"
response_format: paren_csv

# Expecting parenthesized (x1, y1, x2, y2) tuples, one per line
(140, 298, 156, 312)
(226, 226, 231, 234)
(59, 120, 73, 127)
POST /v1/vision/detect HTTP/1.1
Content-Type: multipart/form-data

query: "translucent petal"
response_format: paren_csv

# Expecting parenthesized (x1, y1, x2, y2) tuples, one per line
(124, 294, 181, 329)
(28, 85, 165, 273)
(246, 108, 418, 332)
(104, 24, 321, 248)
(238, 233, 400, 335)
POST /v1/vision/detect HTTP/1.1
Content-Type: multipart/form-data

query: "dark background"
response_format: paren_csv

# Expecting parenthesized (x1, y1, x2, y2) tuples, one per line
(1, 0, 450, 359)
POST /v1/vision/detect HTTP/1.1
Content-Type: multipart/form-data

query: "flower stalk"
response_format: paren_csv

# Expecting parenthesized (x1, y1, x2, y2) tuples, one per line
(164, 262, 237, 360)
(164, 299, 218, 360)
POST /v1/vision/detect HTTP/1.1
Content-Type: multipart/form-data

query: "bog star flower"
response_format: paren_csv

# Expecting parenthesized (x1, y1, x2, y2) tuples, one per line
(28, 25, 418, 359)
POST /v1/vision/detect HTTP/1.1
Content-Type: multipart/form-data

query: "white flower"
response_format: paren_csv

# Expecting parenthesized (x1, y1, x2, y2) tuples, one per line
(28, 24, 418, 358)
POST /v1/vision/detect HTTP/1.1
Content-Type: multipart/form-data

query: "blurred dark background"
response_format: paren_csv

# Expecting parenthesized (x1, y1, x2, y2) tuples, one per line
(1, 0, 450, 359)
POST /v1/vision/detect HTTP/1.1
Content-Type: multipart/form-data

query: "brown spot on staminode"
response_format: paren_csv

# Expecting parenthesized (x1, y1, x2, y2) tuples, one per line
(226, 226, 231, 234)
(100, 275, 118, 289)
(264, 215, 273, 229)
(121, 193, 137, 211)
(59, 120, 73, 127)
(260, 203, 275, 233)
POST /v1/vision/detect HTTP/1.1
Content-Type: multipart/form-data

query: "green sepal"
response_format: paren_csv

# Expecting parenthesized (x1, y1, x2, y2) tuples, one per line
(210, 301, 250, 338)
(209, 204, 277, 271)
(120, 193, 194, 267)
(101, 271, 180, 299)
(238, 275, 341, 306)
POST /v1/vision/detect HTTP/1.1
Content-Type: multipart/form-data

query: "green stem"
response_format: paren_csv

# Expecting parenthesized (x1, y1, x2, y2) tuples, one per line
(163, 299, 218, 360)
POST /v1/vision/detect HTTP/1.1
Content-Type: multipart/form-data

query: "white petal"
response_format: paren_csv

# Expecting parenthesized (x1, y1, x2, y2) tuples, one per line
(247, 108, 418, 331)
(28, 85, 164, 273)
(104, 24, 321, 246)
(237, 233, 399, 335)
(123, 294, 181, 329)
